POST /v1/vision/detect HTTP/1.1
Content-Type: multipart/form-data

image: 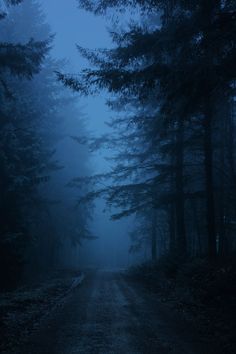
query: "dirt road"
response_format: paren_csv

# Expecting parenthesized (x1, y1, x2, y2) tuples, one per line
(18, 270, 208, 354)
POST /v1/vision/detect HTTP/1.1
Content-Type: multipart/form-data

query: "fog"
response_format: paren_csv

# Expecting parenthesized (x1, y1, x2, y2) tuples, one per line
(1, 2, 236, 352)
(1, 0, 235, 283)
(39, 0, 137, 270)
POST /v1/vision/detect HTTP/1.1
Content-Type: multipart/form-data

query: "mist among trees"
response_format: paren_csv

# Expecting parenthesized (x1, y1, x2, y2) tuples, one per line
(0, 1, 236, 353)
(0, 0, 94, 288)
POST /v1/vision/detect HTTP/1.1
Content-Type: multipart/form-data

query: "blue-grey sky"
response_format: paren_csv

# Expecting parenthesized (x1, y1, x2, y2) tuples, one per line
(41, 0, 111, 65)
(40, 0, 112, 139)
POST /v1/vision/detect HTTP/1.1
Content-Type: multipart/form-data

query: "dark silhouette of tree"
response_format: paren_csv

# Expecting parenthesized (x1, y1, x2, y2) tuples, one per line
(59, 0, 236, 262)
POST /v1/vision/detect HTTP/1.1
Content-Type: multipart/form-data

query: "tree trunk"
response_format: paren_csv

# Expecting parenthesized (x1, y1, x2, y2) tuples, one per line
(192, 200, 202, 256)
(218, 104, 227, 257)
(175, 118, 187, 256)
(151, 210, 157, 262)
(203, 103, 217, 260)
(169, 202, 175, 253)
(169, 144, 176, 254)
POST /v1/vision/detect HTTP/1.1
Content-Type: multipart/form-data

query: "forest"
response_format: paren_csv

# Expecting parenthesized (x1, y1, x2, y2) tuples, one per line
(0, 0, 236, 353)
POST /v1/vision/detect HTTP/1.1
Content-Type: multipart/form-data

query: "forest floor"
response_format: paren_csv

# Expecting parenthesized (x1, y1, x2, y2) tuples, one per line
(0, 269, 83, 353)
(127, 257, 236, 354)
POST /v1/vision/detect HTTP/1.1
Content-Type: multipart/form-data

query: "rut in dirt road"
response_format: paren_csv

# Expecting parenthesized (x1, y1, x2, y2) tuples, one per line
(19, 271, 208, 354)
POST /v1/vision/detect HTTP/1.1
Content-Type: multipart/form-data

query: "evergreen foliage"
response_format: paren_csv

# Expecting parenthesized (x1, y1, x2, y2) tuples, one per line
(0, 0, 92, 287)
(61, 0, 236, 261)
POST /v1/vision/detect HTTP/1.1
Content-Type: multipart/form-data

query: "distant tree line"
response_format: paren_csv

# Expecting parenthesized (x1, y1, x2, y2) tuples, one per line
(60, 0, 236, 262)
